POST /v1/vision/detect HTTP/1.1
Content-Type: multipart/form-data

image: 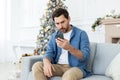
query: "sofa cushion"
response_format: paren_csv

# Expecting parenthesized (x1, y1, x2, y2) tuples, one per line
(93, 43, 120, 75)
(105, 52, 120, 80)
(50, 76, 61, 80)
(50, 75, 112, 80)
(81, 75, 112, 80)
(86, 42, 97, 72)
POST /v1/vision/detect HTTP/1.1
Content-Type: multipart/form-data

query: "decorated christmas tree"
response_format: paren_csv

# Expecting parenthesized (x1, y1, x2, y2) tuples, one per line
(35, 0, 67, 55)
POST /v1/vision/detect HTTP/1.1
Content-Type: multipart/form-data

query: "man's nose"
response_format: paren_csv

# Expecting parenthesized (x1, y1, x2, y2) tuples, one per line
(59, 23, 63, 29)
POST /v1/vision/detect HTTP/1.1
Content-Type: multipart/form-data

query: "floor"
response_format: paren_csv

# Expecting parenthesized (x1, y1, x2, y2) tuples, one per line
(0, 62, 20, 80)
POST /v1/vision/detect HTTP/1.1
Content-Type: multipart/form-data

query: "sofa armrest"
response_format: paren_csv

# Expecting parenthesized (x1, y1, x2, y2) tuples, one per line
(20, 56, 43, 80)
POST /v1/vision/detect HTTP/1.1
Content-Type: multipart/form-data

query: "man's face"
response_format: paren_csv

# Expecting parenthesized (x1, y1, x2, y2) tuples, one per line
(54, 15, 70, 33)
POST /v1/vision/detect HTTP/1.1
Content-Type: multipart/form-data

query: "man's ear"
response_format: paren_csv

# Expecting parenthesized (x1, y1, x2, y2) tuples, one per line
(68, 16, 71, 22)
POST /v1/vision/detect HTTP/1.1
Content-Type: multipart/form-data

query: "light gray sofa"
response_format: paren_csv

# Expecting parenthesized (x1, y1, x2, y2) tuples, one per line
(20, 42, 120, 80)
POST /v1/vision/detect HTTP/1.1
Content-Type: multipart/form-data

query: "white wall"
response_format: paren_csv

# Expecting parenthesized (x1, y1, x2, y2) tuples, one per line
(65, 0, 120, 43)
(1, 0, 120, 62)
(9, 0, 49, 62)
(11, 0, 120, 43)
(11, 0, 48, 42)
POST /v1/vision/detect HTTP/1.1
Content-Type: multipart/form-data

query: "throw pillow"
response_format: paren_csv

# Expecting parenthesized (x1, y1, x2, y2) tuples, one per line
(105, 52, 120, 80)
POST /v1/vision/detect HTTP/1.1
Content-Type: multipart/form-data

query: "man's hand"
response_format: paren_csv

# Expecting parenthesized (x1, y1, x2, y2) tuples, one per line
(43, 58, 55, 77)
(56, 38, 83, 59)
(56, 38, 71, 50)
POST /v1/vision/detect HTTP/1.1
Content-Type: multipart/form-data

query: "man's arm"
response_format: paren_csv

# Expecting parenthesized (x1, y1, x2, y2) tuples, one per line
(56, 38, 83, 59)
(43, 58, 55, 77)
(56, 30, 90, 60)
(68, 45, 83, 59)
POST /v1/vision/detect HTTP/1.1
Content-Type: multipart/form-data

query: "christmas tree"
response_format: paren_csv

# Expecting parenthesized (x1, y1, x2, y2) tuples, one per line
(35, 0, 67, 55)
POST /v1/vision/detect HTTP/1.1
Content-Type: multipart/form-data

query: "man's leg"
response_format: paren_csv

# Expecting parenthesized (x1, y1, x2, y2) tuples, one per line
(32, 62, 47, 80)
(32, 62, 69, 80)
(52, 64, 70, 76)
(62, 67, 83, 80)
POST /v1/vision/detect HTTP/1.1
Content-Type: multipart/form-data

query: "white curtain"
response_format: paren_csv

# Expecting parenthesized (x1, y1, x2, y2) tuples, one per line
(0, 0, 6, 63)
(0, 0, 15, 63)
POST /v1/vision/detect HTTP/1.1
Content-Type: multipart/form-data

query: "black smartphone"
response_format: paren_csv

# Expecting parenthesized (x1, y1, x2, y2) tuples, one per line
(55, 33, 64, 39)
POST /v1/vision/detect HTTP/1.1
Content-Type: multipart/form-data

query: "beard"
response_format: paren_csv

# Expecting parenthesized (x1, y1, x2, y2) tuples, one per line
(60, 28, 66, 33)
(60, 27, 69, 33)
(59, 26, 69, 33)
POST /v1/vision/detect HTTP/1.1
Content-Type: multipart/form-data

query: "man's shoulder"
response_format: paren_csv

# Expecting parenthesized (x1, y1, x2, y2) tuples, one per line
(51, 31, 57, 36)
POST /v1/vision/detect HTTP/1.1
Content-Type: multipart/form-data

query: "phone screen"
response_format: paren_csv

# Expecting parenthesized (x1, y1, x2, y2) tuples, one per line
(55, 33, 64, 39)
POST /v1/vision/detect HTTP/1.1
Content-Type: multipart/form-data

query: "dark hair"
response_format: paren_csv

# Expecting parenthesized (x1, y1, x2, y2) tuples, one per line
(52, 8, 69, 21)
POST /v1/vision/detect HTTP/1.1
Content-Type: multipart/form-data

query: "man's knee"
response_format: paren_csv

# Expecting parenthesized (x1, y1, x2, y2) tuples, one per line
(32, 62, 43, 73)
(62, 67, 83, 80)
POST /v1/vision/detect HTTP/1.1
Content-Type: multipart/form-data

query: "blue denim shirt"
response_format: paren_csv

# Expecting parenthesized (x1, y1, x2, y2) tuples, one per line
(43, 25, 90, 77)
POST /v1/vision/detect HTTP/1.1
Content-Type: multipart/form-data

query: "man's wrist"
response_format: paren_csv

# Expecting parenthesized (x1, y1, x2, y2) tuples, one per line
(43, 58, 51, 64)
(68, 45, 75, 52)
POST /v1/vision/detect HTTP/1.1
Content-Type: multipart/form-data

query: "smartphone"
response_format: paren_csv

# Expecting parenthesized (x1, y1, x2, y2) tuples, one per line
(55, 33, 64, 39)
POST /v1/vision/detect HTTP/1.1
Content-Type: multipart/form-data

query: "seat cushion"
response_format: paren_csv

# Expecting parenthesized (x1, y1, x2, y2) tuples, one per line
(50, 76, 61, 80)
(50, 75, 112, 80)
(81, 75, 112, 80)
(93, 43, 120, 75)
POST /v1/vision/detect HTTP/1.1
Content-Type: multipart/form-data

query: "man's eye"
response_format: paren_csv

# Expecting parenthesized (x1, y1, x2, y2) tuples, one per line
(56, 23, 59, 25)
(61, 21, 64, 23)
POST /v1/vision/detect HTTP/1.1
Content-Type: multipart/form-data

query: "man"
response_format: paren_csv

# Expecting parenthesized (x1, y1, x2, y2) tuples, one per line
(32, 8, 90, 80)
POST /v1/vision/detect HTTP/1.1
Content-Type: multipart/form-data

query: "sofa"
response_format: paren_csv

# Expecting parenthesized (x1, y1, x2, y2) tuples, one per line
(20, 42, 120, 80)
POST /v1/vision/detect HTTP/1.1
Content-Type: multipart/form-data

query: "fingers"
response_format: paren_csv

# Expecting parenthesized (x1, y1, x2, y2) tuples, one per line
(58, 38, 64, 40)
(57, 38, 64, 42)
(49, 65, 56, 77)
(56, 38, 65, 45)
(49, 67, 53, 77)
(52, 65, 56, 72)
(44, 67, 52, 77)
(43, 65, 55, 77)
